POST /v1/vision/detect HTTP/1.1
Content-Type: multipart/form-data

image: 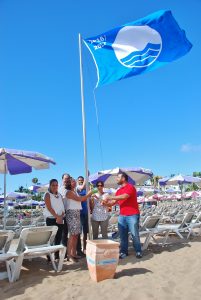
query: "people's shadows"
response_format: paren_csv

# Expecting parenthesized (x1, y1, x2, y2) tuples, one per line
(115, 267, 152, 279)
(147, 237, 191, 255)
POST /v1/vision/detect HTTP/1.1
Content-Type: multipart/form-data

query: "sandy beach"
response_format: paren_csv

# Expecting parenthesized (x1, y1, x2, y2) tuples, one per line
(1, 236, 201, 300)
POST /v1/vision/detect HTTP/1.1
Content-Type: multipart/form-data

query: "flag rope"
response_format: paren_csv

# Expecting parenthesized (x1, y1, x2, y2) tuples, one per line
(93, 88, 104, 171)
(83, 45, 104, 170)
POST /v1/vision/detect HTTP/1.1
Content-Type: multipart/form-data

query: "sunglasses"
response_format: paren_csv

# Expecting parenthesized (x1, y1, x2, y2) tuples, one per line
(97, 184, 103, 187)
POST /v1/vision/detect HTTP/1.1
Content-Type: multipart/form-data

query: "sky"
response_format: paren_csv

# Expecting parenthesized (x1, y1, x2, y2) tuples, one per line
(0, 0, 201, 192)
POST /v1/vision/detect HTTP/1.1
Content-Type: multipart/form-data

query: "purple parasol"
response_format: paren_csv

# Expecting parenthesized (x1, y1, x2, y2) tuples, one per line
(0, 148, 55, 229)
(89, 167, 153, 188)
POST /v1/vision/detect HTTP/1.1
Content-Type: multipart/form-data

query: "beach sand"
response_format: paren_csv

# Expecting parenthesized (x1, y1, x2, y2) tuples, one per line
(1, 236, 201, 300)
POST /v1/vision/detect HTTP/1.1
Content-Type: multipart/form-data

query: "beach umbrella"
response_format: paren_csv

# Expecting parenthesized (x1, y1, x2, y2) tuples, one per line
(184, 191, 200, 199)
(89, 167, 153, 188)
(0, 192, 30, 219)
(28, 184, 41, 192)
(7, 201, 15, 206)
(153, 193, 164, 200)
(159, 194, 170, 201)
(147, 195, 158, 202)
(176, 194, 181, 200)
(137, 196, 145, 203)
(158, 177, 170, 186)
(0, 191, 30, 200)
(159, 175, 201, 186)
(21, 199, 39, 206)
(166, 188, 177, 193)
(28, 183, 48, 193)
(0, 148, 55, 228)
(159, 175, 201, 202)
(137, 190, 144, 197)
(35, 183, 49, 193)
(168, 194, 177, 200)
(137, 187, 160, 196)
(103, 188, 117, 195)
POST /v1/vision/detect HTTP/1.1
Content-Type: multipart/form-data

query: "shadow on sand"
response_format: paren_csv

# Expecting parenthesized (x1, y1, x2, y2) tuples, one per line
(115, 267, 152, 278)
(0, 257, 88, 300)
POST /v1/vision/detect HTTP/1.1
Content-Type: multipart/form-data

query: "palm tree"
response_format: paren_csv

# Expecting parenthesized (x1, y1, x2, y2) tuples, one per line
(193, 172, 201, 178)
(151, 175, 163, 188)
(32, 177, 39, 184)
(16, 186, 24, 193)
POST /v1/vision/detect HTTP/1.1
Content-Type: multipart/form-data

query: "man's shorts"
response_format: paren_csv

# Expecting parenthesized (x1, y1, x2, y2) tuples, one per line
(80, 213, 89, 235)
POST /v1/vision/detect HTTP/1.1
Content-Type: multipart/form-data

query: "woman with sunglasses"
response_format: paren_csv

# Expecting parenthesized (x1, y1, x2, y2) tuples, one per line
(44, 179, 65, 260)
(91, 181, 109, 239)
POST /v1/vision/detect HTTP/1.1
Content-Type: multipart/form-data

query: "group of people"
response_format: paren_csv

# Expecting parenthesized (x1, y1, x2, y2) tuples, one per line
(43, 172, 142, 262)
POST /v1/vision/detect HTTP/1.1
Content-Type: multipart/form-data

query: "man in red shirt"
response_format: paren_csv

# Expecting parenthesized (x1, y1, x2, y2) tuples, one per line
(103, 172, 142, 259)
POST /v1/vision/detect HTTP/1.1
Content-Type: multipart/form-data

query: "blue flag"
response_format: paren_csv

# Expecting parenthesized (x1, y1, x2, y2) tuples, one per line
(84, 10, 192, 87)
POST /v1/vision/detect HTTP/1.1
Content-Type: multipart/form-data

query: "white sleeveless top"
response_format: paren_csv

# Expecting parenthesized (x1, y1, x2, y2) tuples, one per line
(65, 190, 81, 210)
(43, 192, 65, 218)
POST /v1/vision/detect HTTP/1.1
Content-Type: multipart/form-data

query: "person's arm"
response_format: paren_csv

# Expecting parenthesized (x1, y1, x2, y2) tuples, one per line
(102, 193, 129, 207)
(66, 190, 92, 202)
(90, 197, 95, 211)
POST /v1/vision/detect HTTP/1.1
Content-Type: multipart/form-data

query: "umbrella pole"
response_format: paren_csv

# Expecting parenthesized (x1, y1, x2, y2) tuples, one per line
(180, 184, 184, 206)
(3, 164, 7, 230)
(31, 198, 33, 224)
(79, 33, 92, 240)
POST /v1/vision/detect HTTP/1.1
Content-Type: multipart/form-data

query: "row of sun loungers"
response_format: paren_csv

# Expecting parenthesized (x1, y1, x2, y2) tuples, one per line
(0, 216, 46, 236)
(1, 205, 201, 283)
(109, 209, 201, 250)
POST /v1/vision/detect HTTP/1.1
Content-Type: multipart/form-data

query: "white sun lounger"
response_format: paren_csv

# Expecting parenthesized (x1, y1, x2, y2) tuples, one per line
(157, 211, 195, 243)
(33, 215, 46, 226)
(0, 219, 20, 232)
(13, 226, 66, 281)
(187, 212, 201, 238)
(139, 216, 170, 250)
(0, 230, 23, 282)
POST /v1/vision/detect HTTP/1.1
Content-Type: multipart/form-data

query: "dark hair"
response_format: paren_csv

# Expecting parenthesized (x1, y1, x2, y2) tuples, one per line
(65, 178, 75, 190)
(78, 176, 84, 181)
(49, 179, 58, 193)
(96, 180, 104, 187)
(62, 173, 70, 179)
(119, 172, 128, 182)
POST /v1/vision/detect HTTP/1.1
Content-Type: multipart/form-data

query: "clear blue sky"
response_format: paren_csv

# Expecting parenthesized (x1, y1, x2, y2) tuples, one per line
(0, 0, 200, 192)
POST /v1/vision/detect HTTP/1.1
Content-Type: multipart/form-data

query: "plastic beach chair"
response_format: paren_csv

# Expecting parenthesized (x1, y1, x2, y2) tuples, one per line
(139, 216, 169, 250)
(0, 230, 23, 282)
(157, 211, 195, 244)
(14, 226, 66, 279)
(0, 218, 20, 231)
(33, 215, 46, 226)
(187, 212, 201, 238)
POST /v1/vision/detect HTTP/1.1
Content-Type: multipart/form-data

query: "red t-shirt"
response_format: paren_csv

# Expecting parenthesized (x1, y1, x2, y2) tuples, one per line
(115, 183, 140, 216)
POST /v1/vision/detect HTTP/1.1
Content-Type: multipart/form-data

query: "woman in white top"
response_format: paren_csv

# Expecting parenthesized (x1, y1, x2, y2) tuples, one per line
(44, 179, 65, 260)
(91, 181, 109, 239)
(65, 178, 92, 262)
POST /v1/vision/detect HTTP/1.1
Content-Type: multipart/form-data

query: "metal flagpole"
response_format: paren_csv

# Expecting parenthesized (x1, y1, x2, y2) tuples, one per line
(78, 33, 92, 240)
(3, 162, 7, 229)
